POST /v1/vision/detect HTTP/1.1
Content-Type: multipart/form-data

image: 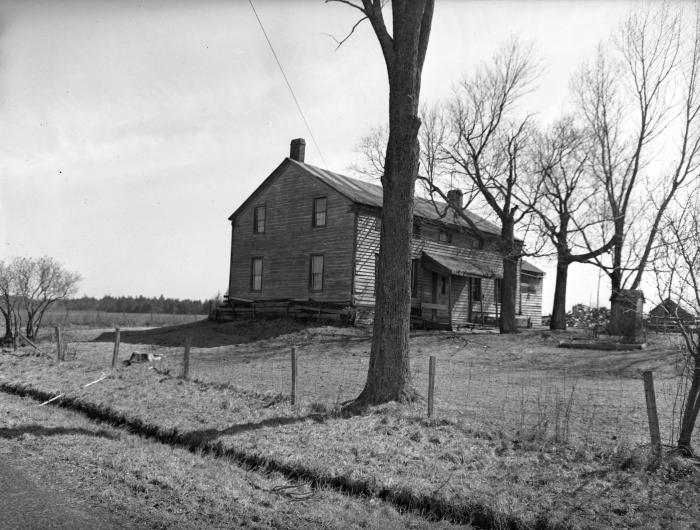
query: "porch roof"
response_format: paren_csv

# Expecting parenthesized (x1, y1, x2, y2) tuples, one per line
(422, 251, 499, 278)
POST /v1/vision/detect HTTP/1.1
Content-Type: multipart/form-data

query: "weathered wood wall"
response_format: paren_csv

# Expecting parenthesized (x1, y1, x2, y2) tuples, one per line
(519, 272, 543, 326)
(229, 163, 355, 302)
(352, 213, 531, 328)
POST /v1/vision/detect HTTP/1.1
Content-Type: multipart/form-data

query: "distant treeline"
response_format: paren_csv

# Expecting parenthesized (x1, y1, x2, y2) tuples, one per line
(54, 295, 210, 315)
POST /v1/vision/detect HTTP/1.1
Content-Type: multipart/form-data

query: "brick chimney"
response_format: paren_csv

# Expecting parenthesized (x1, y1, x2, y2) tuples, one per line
(290, 138, 306, 162)
(446, 189, 463, 210)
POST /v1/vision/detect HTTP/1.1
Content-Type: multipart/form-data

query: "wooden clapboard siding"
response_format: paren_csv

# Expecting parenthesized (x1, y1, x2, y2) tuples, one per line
(450, 276, 470, 327)
(520, 272, 543, 326)
(353, 214, 380, 306)
(229, 162, 355, 301)
(354, 212, 515, 327)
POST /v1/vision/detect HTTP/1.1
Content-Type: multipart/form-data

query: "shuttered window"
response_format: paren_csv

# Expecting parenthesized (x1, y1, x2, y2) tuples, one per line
(309, 255, 324, 291)
(250, 257, 263, 291)
(312, 197, 327, 227)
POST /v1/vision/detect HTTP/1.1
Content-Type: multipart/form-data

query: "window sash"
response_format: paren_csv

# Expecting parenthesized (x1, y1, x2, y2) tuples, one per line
(253, 205, 266, 233)
(310, 255, 324, 291)
(250, 258, 263, 291)
(313, 197, 327, 227)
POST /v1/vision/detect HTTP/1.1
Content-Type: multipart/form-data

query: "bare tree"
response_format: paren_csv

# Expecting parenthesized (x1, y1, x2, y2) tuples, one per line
(350, 123, 387, 181)
(528, 117, 614, 330)
(575, 4, 700, 333)
(652, 194, 700, 456)
(421, 40, 541, 333)
(0, 260, 20, 343)
(13, 256, 81, 340)
(330, 0, 434, 407)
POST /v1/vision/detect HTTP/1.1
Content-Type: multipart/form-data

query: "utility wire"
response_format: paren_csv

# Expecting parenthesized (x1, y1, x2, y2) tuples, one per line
(248, 0, 328, 168)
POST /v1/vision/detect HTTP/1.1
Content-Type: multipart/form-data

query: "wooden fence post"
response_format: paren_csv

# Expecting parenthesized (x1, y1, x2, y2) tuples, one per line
(642, 371, 662, 462)
(291, 346, 297, 405)
(428, 356, 436, 418)
(111, 328, 120, 368)
(183, 336, 191, 380)
(54, 326, 63, 362)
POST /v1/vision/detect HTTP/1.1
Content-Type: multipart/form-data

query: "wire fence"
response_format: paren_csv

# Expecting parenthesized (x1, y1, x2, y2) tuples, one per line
(49, 327, 698, 451)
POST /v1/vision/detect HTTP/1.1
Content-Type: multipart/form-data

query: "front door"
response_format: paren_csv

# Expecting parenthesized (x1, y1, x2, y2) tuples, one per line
(430, 271, 449, 321)
(468, 277, 482, 323)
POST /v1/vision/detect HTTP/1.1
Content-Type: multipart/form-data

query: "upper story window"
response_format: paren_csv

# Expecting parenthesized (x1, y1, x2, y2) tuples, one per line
(313, 197, 327, 227)
(250, 257, 263, 291)
(309, 254, 324, 291)
(253, 205, 266, 234)
(438, 230, 452, 244)
(412, 223, 422, 238)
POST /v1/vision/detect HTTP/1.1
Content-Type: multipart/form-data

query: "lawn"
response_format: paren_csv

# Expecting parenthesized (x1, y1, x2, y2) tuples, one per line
(1, 319, 699, 528)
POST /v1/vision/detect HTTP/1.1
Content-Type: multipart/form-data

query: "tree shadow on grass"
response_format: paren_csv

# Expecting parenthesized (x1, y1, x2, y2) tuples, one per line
(0, 425, 118, 440)
(180, 413, 327, 445)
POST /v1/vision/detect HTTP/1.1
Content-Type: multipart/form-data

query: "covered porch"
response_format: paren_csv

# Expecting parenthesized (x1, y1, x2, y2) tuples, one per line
(412, 251, 500, 330)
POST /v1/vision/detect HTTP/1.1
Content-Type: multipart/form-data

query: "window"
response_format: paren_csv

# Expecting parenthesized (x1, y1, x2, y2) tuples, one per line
(250, 257, 263, 291)
(309, 255, 324, 291)
(253, 205, 266, 234)
(438, 230, 452, 243)
(441, 277, 447, 295)
(410, 259, 419, 297)
(313, 197, 327, 227)
(373, 217, 381, 232)
(412, 223, 422, 238)
(471, 278, 482, 302)
(495, 278, 503, 303)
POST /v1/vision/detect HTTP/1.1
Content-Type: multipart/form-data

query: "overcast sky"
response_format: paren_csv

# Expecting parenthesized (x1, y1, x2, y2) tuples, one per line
(1, 0, 641, 310)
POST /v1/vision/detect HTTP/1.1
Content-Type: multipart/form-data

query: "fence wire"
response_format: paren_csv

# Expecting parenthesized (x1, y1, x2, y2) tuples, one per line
(52, 329, 698, 450)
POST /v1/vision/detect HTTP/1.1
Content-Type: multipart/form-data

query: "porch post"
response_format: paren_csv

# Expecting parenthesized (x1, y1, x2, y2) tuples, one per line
(448, 275, 453, 329)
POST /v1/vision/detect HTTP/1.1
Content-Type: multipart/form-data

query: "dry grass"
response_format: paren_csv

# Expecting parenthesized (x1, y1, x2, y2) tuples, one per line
(45, 320, 693, 448)
(40, 309, 206, 329)
(1, 320, 699, 528)
(0, 392, 461, 529)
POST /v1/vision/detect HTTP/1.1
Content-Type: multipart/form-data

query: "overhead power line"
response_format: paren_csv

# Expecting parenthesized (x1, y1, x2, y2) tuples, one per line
(248, 0, 328, 168)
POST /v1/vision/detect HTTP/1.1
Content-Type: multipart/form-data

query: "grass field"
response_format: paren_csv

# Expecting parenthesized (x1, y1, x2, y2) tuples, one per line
(1, 319, 699, 528)
(51, 319, 694, 449)
(38, 309, 206, 328)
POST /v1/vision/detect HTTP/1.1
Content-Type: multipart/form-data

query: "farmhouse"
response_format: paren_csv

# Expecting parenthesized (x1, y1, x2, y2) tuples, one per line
(224, 139, 544, 329)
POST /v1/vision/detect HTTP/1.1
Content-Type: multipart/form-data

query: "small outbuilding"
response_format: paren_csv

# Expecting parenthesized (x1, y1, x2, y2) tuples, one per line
(648, 298, 697, 331)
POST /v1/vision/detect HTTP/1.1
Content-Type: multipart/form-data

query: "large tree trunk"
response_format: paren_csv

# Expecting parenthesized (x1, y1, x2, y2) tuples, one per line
(678, 361, 700, 455)
(499, 219, 517, 334)
(608, 219, 625, 334)
(1, 309, 12, 341)
(352, 0, 433, 407)
(550, 255, 569, 330)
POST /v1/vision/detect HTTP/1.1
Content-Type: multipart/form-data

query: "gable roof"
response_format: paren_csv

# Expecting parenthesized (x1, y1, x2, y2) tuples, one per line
(289, 159, 501, 236)
(229, 157, 501, 236)
(649, 298, 696, 319)
(521, 260, 545, 276)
